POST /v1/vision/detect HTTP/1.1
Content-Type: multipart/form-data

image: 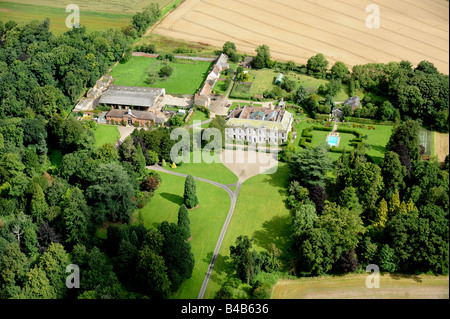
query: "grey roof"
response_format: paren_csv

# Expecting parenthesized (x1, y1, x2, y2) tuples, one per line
(106, 109, 156, 120)
(99, 85, 164, 108)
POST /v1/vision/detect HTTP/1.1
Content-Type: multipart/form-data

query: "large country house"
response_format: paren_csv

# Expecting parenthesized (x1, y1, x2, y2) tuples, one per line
(225, 104, 293, 144)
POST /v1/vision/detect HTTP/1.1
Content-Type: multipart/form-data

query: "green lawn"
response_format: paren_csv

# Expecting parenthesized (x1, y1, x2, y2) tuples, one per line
(94, 124, 120, 147)
(0, 1, 132, 35)
(229, 102, 262, 112)
(203, 163, 291, 299)
(133, 171, 231, 299)
(166, 151, 239, 185)
(184, 110, 209, 126)
(48, 150, 63, 170)
(110, 56, 213, 95)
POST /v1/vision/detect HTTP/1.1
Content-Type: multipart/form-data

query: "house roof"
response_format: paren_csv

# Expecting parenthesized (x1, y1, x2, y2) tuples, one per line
(226, 108, 293, 131)
(106, 109, 157, 120)
(99, 85, 164, 108)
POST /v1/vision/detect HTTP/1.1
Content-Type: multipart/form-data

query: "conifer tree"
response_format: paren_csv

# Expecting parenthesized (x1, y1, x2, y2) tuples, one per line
(177, 204, 191, 240)
(183, 175, 199, 209)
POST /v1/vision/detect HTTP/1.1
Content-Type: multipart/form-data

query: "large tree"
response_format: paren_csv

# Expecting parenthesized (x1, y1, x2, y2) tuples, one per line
(86, 162, 136, 225)
(183, 174, 199, 209)
(307, 53, 329, 78)
(288, 144, 332, 189)
(229, 236, 264, 285)
(177, 204, 191, 241)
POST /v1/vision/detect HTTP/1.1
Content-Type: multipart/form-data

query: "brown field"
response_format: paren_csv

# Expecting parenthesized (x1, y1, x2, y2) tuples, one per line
(434, 132, 449, 164)
(154, 0, 449, 74)
(272, 274, 450, 299)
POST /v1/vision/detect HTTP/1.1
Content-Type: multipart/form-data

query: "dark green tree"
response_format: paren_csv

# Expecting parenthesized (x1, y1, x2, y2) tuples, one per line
(177, 204, 191, 241)
(183, 174, 199, 209)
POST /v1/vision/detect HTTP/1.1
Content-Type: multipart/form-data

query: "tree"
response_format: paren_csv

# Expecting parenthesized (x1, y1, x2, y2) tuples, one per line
(158, 221, 195, 292)
(183, 175, 199, 209)
(136, 244, 171, 298)
(288, 145, 332, 189)
(330, 61, 350, 82)
(86, 163, 136, 225)
(294, 85, 309, 105)
(18, 266, 57, 299)
(324, 78, 342, 96)
(316, 202, 366, 259)
(177, 204, 191, 240)
(333, 249, 359, 274)
(60, 187, 91, 246)
(159, 65, 174, 78)
(386, 120, 421, 162)
(380, 151, 406, 198)
(307, 53, 329, 78)
(373, 198, 389, 229)
(168, 115, 184, 127)
(229, 236, 264, 285)
(38, 243, 69, 298)
(291, 204, 317, 239)
(297, 228, 335, 276)
(308, 185, 328, 214)
(252, 45, 273, 69)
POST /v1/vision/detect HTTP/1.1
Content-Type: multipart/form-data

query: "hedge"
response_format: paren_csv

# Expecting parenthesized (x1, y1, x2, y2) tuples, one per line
(347, 117, 394, 126)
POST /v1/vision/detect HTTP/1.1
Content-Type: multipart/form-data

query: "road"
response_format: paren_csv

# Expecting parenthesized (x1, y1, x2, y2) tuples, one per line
(147, 164, 242, 299)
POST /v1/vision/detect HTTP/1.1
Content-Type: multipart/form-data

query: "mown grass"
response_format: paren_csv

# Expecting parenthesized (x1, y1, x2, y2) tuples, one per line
(0, 1, 132, 35)
(94, 124, 120, 147)
(203, 163, 291, 299)
(165, 151, 239, 185)
(133, 171, 231, 299)
(110, 56, 213, 95)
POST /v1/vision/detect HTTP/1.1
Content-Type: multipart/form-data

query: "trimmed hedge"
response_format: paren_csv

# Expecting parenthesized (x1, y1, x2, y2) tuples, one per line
(299, 126, 364, 152)
(347, 117, 394, 126)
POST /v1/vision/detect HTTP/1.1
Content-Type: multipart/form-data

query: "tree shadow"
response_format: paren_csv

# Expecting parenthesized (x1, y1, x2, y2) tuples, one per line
(252, 215, 292, 254)
(370, 144, 386, 154)
(260, 163, 290, 197)
(159, 192, 184, 205)
(389, 273, 423, 283)
(202, 252, 236, 286)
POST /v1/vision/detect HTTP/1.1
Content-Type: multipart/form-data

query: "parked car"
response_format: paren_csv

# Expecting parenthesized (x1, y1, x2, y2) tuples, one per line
(226, 104, 231, 108)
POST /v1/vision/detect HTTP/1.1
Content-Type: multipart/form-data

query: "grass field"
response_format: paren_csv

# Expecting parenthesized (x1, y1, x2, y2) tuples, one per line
(133, 171, 231, 299)
(2, 0, 174, 15)
(166, 151, 239, 185)
(231, 68, 349, 102)
(203, 163, 291, 299)
(0, 1, 132, 35)
(94, 124, 120, 147)
(110, 56, 212, 95)
(272, 274, 449, 299)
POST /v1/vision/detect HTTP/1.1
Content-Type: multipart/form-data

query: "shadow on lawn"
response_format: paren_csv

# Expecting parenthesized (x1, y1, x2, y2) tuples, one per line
(252, 215, 292, 254)
(389, 273, 423, 283)
(160, 192, 184, 205)
(203, 252, 235, 286)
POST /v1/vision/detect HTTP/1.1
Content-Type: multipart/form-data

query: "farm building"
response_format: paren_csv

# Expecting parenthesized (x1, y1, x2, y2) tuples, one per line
(225, 105, 293, 144)
(105, 108, 165, 127)
(275, 73, 284, 85)
(99, 85, 165, 111)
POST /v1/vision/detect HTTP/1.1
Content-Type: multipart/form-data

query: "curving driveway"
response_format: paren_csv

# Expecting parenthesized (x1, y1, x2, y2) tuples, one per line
(147, 164, 241, 299)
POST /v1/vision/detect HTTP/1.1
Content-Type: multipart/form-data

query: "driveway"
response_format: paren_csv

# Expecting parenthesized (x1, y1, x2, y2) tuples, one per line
(147, 164, 241, 299)
(161, 94, 194, 109)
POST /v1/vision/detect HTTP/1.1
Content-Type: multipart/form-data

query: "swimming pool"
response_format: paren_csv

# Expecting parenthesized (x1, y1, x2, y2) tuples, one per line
(328, 136, 339, 147)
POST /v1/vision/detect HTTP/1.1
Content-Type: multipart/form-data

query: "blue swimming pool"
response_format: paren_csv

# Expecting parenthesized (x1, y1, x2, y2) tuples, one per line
(328, 136, 339, 147)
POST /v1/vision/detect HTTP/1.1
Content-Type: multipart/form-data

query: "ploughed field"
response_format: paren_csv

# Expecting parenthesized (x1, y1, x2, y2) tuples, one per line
(154, 0, 449, 74)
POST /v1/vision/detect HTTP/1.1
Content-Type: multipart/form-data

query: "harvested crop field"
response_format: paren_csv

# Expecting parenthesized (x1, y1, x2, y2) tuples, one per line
(272, 274, 450, 299)
(154, 0, 449, 74)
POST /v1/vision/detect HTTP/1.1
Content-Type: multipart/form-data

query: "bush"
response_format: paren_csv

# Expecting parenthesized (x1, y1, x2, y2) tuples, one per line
(159, 65, 174, 78)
